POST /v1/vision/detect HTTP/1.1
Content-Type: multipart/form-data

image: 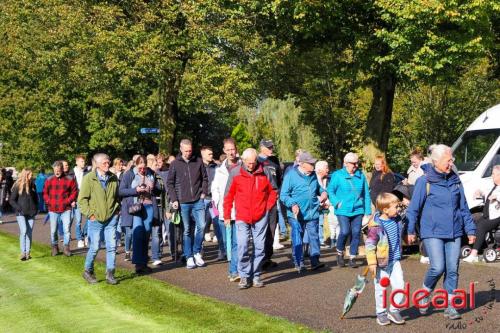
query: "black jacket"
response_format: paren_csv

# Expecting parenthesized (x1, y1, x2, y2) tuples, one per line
(9, 184, 38, 217)
(258, 155, 282, 191)
(167, 154, 208, 204)
(369, 170, 396, 204)
(204, 161, 218, 199)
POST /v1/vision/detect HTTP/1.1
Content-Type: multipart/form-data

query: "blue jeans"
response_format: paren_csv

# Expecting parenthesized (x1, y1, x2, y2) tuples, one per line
(289, 217, 320, 266)
(115, 216, 122, 246)
(73, 205, 87, 241)
(151, 225, 163, 261)
(318, 214, 325, 244)
(122, 226, 133, 252)
(204, 199, 223, 254)
(374, 261, 405, 314)
(17, 215, 34, 253)
(236, 214, 268, 279)
(336, 214, 363, 256)
(422, 237, 461, 297)
(180, 199, 206, 259)
(218, 219, 238, 275)
(132, 204, 154, 266)
(36, 192, 46, 212)
(277, 203, 287, 238)
(84, 215, 118, 271)
(49, 211, 71, 246)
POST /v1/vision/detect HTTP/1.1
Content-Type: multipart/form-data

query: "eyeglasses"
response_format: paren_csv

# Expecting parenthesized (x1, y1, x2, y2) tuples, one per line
(347, 162, 359, 166)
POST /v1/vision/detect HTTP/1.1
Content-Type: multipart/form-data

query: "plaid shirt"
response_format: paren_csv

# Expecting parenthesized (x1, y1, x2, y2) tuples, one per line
(43, 174, 78, 213)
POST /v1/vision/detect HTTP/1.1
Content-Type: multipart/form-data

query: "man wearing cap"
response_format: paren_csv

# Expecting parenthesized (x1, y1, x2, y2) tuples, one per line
(257, 139, 282, 270)
(281, 151, 328, 272)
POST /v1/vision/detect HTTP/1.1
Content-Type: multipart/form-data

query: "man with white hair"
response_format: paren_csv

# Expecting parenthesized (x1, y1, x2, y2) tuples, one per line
(281, 152, 327, 272)
(224, 148, 277, 289)
(78, 153, 121, 285)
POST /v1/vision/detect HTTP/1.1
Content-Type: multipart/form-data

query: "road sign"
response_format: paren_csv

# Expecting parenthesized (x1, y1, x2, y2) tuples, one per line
(140, 128, 160, 134)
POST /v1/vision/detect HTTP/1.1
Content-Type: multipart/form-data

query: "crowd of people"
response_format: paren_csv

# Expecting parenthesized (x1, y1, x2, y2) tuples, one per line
(3, 137, 500, 326)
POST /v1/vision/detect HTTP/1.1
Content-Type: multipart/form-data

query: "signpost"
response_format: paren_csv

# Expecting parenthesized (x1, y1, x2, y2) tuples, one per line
(140, 128, 160, 134)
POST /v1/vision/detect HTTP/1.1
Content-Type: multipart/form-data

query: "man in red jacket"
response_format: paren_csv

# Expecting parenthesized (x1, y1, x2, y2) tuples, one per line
(224, 148, 277, 289)
(43, 161, 78, 256)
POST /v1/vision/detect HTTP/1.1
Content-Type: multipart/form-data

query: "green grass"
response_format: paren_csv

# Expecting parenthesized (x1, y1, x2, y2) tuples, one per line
(0, 231, 314, 333)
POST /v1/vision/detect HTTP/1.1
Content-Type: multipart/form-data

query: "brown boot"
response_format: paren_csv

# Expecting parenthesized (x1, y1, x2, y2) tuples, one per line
(51, 245, 59, 256)
(63, 245, 72, 257)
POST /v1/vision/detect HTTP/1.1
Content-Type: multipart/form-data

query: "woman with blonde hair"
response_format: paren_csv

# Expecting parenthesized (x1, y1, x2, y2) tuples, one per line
(9, 168, 38, 260)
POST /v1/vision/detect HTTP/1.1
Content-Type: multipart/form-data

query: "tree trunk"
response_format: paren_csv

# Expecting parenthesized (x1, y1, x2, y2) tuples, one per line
(365, 74, 397, 155)
(158, 58, 188, 154)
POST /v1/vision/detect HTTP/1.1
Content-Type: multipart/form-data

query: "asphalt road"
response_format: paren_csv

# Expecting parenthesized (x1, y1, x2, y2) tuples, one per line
(1, 214, 499, 333)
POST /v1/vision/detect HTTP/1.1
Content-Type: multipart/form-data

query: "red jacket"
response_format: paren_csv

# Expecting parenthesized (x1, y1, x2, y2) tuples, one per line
(43, 174, 78, 213)
(223, 164, 277, 224)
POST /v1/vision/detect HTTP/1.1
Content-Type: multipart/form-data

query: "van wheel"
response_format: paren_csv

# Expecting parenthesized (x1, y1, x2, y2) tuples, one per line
(460, 245, 472, 259)
(483, 248, 497, 263)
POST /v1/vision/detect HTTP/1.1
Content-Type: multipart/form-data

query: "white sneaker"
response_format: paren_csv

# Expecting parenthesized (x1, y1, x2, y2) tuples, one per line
(194, 253, 205, 267)
(204, 233, 212, 242)
(77, 240, 85, 248)
(152, 260, 163, 266)
(212, 235, 218, 243)
(273, 243, 285, 250)
(420, 256, 430, 264)
(463, 254, 479, 263)
(186, 257, 196, 269)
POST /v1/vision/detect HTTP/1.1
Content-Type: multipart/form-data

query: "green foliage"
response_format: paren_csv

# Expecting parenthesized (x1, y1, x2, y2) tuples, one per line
(236, 97, 319, 161)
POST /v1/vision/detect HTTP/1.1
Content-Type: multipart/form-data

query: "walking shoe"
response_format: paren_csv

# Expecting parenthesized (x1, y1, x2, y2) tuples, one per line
(463, 254, 479, 263)
(311, 262, 326, 271)
(77, 240, 85, 249)
(238, 277, 251, 289)
(337, 253, 345, 267)
(444, 307, 461, 320)
(295, 263, 307, 273)
(376, 312, 391, 326)
(320, 242, 329, 249)
(418, 294, 431, 315)
(51, 245, 59, 256)
(273, 243, 285, 250)
(82, 270, 98, 284)
(252, 277, 264, 288)
(193, 253, 205, 267)
(387, 311, 405, 324)
(106, 270, 118, 285)
(124, 252, 131, 261)
(152, 260, 163, 266)
(20, 253, 26, 261)
(25, 252, 31, 260)
(135, 265, 153, 275)
(63, 245, 72, 257)
(229, 274, 240, 282)
(349, 258, 358, 268)
(186, 257, 196, 269)
(420, 256, 430, 264)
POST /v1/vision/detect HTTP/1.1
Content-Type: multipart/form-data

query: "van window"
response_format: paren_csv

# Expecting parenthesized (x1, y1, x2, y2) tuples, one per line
(453, 129, 500, 172)
(483, 147, 500, 178)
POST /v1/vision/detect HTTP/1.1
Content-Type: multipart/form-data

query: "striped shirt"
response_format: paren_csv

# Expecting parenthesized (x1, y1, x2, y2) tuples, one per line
(380, 217, 402, 263)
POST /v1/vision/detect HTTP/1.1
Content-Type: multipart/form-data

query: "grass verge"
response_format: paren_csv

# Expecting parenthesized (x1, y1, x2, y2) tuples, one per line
(0, 231, 314, 333)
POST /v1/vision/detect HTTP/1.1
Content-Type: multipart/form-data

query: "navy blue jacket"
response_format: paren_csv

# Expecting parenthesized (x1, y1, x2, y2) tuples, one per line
(407, 164, 476, 239)
(119, 168, 161, 227)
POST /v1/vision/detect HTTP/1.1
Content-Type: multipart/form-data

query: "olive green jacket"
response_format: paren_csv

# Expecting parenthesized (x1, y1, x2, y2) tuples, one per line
(78, 171, 120, 222)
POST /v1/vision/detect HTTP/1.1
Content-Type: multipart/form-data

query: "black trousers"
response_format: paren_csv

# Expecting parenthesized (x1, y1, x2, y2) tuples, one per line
(264, 204, 278, 262)
(473, 216, 500, 251)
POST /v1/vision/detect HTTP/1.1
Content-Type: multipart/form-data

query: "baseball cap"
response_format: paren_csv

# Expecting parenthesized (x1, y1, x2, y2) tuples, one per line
(259, 139, 274, 148)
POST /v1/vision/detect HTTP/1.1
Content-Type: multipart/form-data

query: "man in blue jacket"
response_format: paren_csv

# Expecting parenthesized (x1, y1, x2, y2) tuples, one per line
(281, 151, 328, 272)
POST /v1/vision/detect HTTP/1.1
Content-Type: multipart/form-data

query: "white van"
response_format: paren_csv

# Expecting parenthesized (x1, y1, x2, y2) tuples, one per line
(452, 103, 500, 212)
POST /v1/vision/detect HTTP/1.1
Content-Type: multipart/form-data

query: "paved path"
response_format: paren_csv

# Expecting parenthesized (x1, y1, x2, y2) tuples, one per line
(2, 214, 499, 333)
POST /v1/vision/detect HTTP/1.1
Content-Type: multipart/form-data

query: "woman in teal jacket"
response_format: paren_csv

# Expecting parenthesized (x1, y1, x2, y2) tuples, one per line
(327, 152, 371, 268)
